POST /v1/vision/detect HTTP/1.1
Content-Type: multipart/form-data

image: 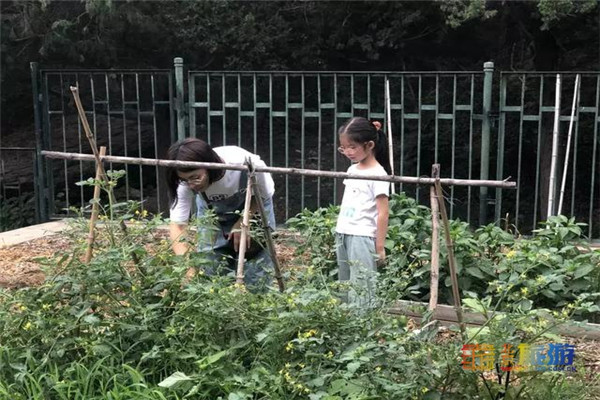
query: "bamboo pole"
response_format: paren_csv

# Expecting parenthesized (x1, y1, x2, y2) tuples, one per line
(247, 160, 285, 292)
(429, 164, 440, 311)
(385, 77, 396, 194)
(558, 74, 581, 215)
(547, 74, 562, 217)
(70, 87, 115, 204)
(84, 146, 106, 263)
(235, 170, 254, 287)
(434, 168, 465, 338)
(41, 150, 517, 189)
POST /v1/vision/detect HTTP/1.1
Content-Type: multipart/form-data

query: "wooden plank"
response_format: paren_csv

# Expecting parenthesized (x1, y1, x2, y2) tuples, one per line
(389, 300, 600, 340)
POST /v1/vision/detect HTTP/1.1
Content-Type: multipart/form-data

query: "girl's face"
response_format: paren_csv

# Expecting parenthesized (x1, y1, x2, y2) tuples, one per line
(338, 133, 374, 163)
(177, 168, 210, 192)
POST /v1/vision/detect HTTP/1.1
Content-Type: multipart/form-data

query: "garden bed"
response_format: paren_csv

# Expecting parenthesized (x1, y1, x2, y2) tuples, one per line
(1, 206, 599, 398)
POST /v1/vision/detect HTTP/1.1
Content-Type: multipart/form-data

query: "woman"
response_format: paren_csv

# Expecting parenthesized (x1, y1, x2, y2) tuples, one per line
(166, 138, 276, 287)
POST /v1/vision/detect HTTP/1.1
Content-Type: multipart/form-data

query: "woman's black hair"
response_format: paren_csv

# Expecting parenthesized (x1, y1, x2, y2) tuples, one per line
(165, 138, 223, 204)
(338, 117, 392, 175)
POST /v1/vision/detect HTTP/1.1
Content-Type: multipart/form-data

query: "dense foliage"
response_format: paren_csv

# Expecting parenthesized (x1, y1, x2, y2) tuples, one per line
(289, 193, 600, 322)
(1, 182, 598, 398)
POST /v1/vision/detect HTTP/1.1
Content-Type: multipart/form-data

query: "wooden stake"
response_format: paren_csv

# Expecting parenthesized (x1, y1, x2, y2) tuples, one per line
(235, 170, 254, 287)
(429, 164, 440, 311)
(434, 167, 466, 337)
(70, 87, 138, 264)
(84, 146, 106, 263)
(247, 160, 285, 292)
(69, 87, 115, 204)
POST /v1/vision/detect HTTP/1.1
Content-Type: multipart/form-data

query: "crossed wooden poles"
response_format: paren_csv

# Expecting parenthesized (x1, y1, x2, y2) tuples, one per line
(47, 87, 517, 334)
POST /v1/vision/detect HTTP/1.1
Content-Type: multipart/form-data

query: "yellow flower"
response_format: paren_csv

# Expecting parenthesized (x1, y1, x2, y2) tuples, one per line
(131, 285, 138, 292)
(23, 322, 32, 331)
(301, 329, 318, 339)
(520, 287, 528, 296)
(135, 210, 140, 215)
(19, 305, 27, 312)
(298, 363, 305, 369)
(285, 342, 294, 352)
(506, 250, 516, 259)
(375, 366, 382, 372)
(142, 210, 148, 217)
(42, 304, 51, 311)
(326, 351, 334, 359)
(209, 288, 215, 294)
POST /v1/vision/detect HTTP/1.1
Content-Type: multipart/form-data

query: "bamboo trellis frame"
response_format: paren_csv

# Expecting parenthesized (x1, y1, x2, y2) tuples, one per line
(42, 149, 515, 320)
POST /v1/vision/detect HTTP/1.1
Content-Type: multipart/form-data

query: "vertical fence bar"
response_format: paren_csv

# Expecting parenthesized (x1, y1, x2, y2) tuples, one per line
(590, 76, 600, 238)
(495, 74, 506, 225)
(59, 74, 70, 211)
(269, 75, 273, 167)
(416, 75, 422, 202)
(120, 73, 130, 202)
(532, 76, 545, 229)
(151, 74, 161, 212)
(76, 74, 85, 205)
(168, 71, 176, 144)
(515, 75, 526, 229)
(317, 74, 322, 208)
(333, 73, 338, 203)
(400, 75, 405, 193)
(188, 72, 196, 139)
(30, 62, 46, 222)
(238, 74, 242, 147)
(207, 74, 212, 143)
(450, 75, 456, 219)
(301, 75, 305, 211)
(285, 74, 289, 220)
(480, 61, 494, 225)
(174, 57, 185, 141)
(135, 74, 144, 204)
(222, 74, 226, 145)
(467, 74, 474, 224)
(253, 73, 258, 154)
(104, 73, 114, 173)
(435, 75, 439, 163)
(42, 73, 55, 216)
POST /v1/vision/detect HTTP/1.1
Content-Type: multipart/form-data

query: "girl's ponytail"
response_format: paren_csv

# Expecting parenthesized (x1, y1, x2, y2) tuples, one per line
(372, 121, 392, 175)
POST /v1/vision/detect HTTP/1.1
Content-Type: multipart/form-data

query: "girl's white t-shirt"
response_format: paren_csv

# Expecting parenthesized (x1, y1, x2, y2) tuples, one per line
(335, 163, 389, 238)
(169, 146, 275, 223)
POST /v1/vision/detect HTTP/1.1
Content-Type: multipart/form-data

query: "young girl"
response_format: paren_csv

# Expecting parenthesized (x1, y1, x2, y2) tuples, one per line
(335, 117, 391, 308)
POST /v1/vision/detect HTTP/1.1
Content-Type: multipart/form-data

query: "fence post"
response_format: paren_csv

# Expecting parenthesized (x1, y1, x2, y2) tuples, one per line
(479, 61, 494, 226)
(30, 62, 47, 223)
(174, 57, 186, 141)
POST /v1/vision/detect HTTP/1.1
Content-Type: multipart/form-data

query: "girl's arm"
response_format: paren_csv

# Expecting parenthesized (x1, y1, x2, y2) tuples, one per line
(375, 194, 389, 266)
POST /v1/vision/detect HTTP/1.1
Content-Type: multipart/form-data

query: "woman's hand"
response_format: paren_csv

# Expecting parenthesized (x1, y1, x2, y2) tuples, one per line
(227, 220, 251, 252)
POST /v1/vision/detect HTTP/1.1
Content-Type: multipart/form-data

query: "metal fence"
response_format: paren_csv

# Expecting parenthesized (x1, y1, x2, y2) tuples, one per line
(26, 58, 599, 238)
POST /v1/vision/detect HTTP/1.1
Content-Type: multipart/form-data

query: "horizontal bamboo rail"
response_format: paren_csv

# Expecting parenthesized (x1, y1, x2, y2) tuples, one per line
(41, 151, 517, 189)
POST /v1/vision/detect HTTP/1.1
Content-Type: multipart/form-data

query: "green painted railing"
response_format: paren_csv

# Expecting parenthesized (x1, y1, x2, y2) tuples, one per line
(28, 58, 599, 239)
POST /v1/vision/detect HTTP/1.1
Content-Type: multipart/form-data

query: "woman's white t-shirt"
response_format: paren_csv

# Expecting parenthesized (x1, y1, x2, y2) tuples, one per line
(335, 163, 389, 238)
(169, 146, 275, 223)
